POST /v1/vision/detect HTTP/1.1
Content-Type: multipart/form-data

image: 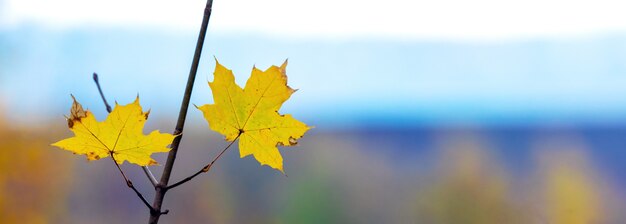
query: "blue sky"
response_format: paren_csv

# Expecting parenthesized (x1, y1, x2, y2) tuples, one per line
(2, 0, 626, 128)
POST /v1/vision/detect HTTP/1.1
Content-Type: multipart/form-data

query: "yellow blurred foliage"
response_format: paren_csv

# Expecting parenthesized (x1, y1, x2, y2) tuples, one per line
(416, 134, 526, 224)
(0, 116, 74, 224)
(537, 148, 603, 224)
(414, 133, 614, 223)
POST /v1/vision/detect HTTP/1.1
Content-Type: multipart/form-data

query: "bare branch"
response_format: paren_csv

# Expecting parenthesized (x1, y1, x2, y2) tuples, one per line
(92, 73, 112, 113)
(93, 72, 159, 187)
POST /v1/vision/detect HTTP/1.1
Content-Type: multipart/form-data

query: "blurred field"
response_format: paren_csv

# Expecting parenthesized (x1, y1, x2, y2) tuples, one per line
(1, 112, 625, 223)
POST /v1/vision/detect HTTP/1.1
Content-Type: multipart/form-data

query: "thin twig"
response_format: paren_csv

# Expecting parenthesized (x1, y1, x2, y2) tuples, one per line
(93, 73, 159, 187)
(93, 73, 112, 113)
(167, 134, 241, 190)
(149, 0, 214, 223)
(142, 166, 159, 187)
(109, 153, 168, 215)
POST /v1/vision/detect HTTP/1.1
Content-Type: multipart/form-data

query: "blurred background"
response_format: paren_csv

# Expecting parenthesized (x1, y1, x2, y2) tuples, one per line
(2, 0, 626, 223)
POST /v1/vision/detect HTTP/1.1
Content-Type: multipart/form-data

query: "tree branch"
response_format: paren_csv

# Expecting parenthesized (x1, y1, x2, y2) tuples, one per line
(166, 134, 240, 190)
(149, 0, 214, 223)
(93, 73, 159, 187)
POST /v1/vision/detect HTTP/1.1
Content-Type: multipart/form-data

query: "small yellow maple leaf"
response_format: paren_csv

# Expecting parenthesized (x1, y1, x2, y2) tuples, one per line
(197, 59, 310, 172)
(52, 96, 175, 166)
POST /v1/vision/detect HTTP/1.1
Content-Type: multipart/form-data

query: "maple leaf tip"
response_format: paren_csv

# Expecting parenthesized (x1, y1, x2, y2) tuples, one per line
(147, 160, 159, 166)
(145, 109, 151, 120)
(251, 65, 263, 74)
(213, 57, 224, 69)
(278, 166, 286, 175)
(260, 161, 285, 174)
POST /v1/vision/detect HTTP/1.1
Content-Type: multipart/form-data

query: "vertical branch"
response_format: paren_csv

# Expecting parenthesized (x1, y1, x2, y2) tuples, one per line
(93, 73, 159, 187)
(149, 0, 214, 223)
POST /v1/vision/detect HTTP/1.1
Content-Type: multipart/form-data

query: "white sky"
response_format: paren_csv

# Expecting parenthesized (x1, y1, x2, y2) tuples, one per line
(3, 0, 626, 40)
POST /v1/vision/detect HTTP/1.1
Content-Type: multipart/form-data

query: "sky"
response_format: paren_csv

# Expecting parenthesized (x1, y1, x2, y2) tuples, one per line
(4, 0, 626, 40)
(2, 0, 626, 127)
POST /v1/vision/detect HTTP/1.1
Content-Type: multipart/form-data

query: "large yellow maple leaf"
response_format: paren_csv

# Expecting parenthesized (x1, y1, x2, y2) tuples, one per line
(52, 96, 175, 166)
(197, 60, 310, 172)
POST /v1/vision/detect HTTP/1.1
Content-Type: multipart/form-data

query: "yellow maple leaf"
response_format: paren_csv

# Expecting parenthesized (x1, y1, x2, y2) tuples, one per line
(52, 96, 175, 166)
(197, 59, 310, 172)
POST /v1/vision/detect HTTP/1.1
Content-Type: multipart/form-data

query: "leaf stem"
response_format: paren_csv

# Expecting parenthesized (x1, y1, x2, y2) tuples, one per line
(149, 0, 214, 223)
(109, 153, 167, 215)
(166, 134, 241, 190)
(93, 73, 159, 187)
